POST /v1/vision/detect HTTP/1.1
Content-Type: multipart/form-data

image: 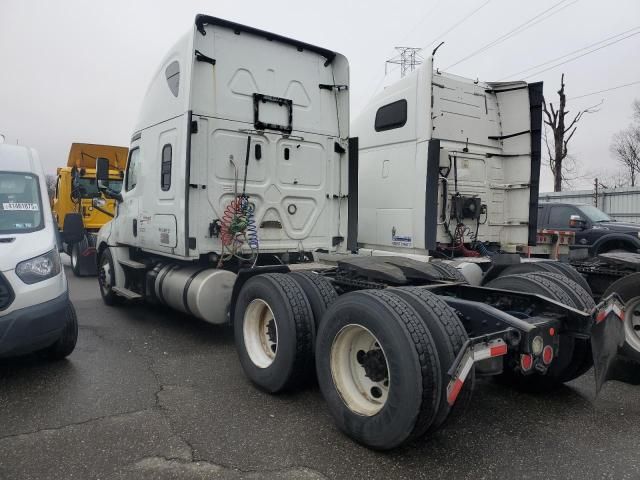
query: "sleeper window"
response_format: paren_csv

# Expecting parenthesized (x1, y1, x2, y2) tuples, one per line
(375, 99, 408, 132)
(165, 61, 180, 97)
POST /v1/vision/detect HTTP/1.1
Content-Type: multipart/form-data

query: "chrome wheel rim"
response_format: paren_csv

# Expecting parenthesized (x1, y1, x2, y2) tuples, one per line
(330, 324, 390, 416)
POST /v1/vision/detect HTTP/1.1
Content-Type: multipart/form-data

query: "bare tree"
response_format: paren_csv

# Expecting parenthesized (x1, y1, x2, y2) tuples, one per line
(598, 170, 631, 189)
(610, 99, 640, 187)
(45, 174, 57, 202)
(543, 73, 600, 192)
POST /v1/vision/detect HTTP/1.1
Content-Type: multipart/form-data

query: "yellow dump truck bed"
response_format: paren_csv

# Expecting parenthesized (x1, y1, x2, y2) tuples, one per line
(53, 143, 127, 232)
(67, 143, 128, 170)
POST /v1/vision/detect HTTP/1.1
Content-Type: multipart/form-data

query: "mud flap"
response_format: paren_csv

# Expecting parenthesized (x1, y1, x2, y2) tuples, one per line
(78, 249, 98, 276)
(591, 294, 636, 392)
(78, 235, 98, 276)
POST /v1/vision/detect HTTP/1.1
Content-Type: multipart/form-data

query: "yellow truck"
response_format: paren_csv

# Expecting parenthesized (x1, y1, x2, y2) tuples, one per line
(52, 143, 127, 276)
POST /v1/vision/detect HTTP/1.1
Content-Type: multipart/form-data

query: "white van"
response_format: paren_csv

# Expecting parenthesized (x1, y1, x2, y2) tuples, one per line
(0, 144, 77, 359)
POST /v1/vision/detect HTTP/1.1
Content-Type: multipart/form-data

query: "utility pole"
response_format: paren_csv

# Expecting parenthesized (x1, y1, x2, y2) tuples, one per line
(386, 47, 423, 77)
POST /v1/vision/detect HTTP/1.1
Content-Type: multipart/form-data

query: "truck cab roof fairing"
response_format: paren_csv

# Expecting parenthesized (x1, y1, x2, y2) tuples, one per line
(194, 15, 337, 66)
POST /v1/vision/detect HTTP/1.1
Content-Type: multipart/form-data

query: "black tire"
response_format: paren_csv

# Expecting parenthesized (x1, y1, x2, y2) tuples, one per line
(316, 290, 441, 450)
(523, 272, 595, 313)
(430, 261, 467, 282)
(483, 261, 592, 294)
(390, 287, 474, 431)
(542, 262, 593, 296)
(486, 272, 575, 307)
(42, 302, 78, 360)
(70, 236, 89, 277)
(234, 273, 315, 393)
(97, 248, 122, 306)
(288, 271, 338, 329)
(603, 272, 640, 362)
(485, 273, 590, 390)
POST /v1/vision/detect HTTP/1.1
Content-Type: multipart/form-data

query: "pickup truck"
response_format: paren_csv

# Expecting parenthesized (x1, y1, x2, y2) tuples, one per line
(537, 201, 640, 255)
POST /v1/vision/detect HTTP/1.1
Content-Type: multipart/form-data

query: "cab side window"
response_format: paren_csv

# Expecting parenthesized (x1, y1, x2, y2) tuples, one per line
(160, 144, 172, 191)
(125, 148, 140, 191)
(548, 205, 577, 229)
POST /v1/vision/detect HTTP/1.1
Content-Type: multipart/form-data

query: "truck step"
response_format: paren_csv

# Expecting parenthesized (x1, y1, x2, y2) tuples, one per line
(112, 286, 142, 300)
(119, 259, 147, 270)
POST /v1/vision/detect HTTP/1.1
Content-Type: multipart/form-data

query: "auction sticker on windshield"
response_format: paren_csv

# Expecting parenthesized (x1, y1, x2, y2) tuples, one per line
(2, 203, 40, 211)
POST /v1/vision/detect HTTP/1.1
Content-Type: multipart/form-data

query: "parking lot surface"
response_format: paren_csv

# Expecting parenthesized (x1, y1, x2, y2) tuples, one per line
(1, 265, 639, 480)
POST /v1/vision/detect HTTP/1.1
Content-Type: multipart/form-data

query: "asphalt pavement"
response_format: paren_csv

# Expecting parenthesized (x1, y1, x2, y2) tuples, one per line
(1, 264, 639, 480)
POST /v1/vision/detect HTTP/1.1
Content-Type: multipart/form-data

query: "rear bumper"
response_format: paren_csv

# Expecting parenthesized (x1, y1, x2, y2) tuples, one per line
(0, 292, 69, 358)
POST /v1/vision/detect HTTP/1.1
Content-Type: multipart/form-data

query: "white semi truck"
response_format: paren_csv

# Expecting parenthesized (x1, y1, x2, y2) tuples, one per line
(355, 57, 541, 257)
(84, 15, 633, 450)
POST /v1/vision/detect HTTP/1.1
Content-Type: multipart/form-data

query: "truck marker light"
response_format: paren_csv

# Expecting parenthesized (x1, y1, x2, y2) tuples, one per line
(531, 336, 544, 355)
(549, 327, 555, 336)
(520, 354, 533, 371)
(542, 345, 554, 365)
(447, 339, 508, 406)
(490, 343, 508, 357)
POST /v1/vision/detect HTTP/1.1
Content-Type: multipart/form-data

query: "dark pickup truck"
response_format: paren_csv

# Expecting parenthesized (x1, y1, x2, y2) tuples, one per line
(538, 202, 640, 255)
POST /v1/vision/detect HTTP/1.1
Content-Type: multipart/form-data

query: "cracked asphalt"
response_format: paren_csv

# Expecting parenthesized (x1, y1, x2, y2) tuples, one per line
(1, 264, 640, 480)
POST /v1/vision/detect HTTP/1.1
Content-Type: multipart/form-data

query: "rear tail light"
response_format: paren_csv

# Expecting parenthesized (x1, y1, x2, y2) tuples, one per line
(542, 345, 554, 365)
(520, 354, 533, 371)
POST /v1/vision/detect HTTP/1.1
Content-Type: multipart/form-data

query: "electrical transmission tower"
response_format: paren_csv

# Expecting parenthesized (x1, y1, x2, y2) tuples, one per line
(386, 47, 423, 77)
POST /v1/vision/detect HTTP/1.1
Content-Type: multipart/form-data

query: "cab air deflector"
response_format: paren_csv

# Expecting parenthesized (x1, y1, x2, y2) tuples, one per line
(194, 15, 337, 66)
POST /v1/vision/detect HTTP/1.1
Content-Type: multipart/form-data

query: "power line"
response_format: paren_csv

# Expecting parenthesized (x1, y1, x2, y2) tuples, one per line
(523, 30, 640, 79)
(364, 64, 402, 104)
(568, 80, 640, 100)
(420, 0, 492, 52)
(396, 0, 443, 48)
(499, 26, 640, 80)
(445, 0, 577, 69)
(361, 0, 441, 104)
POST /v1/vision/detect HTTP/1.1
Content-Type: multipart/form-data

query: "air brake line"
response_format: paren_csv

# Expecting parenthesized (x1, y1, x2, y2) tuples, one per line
(218, 136, 259, 267)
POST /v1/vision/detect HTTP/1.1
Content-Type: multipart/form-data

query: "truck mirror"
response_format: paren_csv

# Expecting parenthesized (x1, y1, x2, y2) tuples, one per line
(61, 213, 85, 244)
(96, 157, 110, 182)
(569, 214, 586, 229)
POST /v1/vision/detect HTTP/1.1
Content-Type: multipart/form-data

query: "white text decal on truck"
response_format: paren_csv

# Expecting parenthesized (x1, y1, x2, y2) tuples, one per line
(2, 203, 39, 211)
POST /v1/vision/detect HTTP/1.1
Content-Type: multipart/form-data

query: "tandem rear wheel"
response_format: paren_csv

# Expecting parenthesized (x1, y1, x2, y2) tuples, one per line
(233, 273, 315, 393)
(233, 272, 472, 449)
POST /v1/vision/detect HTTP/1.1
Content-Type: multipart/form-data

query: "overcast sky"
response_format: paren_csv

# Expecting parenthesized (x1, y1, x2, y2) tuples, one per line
(1, 0, 639, 192)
